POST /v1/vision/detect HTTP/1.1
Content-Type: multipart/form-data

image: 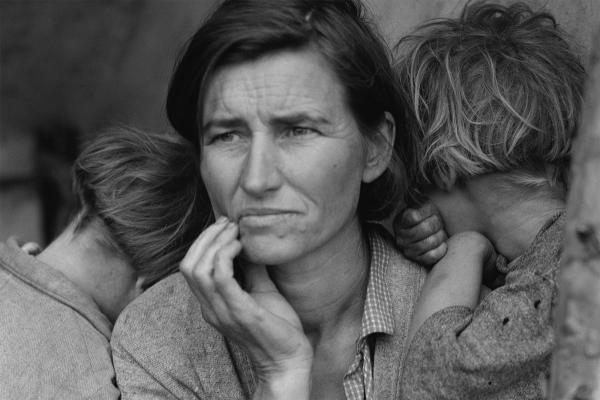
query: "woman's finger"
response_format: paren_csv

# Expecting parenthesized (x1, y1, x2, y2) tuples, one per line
(213, 239, 243, 282)
(184, 222, 238, 287)
(180, 216, 230, 274)
(244, 263, 279, 293)
(213, 240, 268, 321)
(182, 221, 240, 325)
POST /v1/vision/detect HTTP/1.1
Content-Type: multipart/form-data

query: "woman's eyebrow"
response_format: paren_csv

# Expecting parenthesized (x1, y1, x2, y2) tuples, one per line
(271, 112, 331, 126)
(202, 117, 246, 131)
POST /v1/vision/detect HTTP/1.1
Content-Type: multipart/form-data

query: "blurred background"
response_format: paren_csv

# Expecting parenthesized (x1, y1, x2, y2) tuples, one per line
(1, 0, 598, 246)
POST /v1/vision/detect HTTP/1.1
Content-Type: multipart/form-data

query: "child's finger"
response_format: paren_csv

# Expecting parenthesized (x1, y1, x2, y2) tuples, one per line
(397, 203, 438, 228)
(403, 229, 447, 256)
(21, 242, 42, 256)
(414, 243, 448, 267)
(396, 214, 444, 243)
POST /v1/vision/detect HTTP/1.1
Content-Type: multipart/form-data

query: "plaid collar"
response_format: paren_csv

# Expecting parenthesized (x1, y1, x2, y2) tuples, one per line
(358, 228, 395, 339)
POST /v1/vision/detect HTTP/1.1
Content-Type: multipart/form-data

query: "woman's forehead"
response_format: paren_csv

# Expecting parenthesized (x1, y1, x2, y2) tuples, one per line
(202, 49, 349, 125)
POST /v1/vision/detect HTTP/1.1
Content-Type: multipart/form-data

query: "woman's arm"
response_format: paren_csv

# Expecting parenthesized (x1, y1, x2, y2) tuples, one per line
(180, 217, 313, 400)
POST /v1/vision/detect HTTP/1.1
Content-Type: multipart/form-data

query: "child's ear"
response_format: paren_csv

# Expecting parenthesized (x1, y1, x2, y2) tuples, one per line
(135, 274, 147, 293)
(362, 111, 396, 183)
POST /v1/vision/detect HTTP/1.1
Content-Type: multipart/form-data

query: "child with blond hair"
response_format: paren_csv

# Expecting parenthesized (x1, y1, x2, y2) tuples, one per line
(394, 2, 585, 398)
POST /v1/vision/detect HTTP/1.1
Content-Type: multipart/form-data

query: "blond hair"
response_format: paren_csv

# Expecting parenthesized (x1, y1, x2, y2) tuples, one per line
(395, 1, 585, 194)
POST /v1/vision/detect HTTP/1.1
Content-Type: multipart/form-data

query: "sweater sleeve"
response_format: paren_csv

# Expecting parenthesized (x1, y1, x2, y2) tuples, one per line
(111, 336, 179, 400)
(400, 268, 555, 400)
(110, 274, 253, 400)
(110, 305, 200, 400)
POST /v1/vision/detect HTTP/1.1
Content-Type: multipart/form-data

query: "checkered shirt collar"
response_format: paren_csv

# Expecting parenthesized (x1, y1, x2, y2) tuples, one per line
(359, 229, 395, 339)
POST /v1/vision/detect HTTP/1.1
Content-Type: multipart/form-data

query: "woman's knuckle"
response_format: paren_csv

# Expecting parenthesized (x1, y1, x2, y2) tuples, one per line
(191, 265, 210, 281)
(214, 249, 228, 264)
(179, 259, 192, 273)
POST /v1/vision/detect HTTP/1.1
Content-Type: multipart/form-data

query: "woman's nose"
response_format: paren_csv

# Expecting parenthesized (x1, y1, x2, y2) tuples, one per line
(240, 135, 283, 196)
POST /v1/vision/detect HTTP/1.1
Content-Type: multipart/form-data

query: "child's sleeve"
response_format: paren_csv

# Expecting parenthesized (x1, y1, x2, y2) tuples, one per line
(400, 268, 555, 400)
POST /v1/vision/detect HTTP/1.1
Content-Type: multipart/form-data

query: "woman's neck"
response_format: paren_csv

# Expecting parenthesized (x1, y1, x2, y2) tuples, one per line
(267, 216, 370, 340)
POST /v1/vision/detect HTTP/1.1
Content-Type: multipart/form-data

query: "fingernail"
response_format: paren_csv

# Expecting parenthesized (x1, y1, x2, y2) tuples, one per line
(216, 216, 228, 224)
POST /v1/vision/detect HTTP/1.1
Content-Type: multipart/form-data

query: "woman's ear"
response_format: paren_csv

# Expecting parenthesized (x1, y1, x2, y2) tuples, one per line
(362, 111, 396, 183)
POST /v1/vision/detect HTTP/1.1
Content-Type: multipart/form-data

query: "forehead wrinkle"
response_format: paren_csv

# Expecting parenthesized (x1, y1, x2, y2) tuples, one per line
(259, 70, 346, 129)
(205, 71, 258, 122)
(205, 50, 349, 129)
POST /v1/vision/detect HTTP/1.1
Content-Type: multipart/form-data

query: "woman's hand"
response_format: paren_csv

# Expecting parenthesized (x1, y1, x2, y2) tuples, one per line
(394, 202, 448, 266)
(180, 217, 313, 399)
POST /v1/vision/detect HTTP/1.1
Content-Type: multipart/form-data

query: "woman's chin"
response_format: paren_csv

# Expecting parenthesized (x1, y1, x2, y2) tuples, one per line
(239, 236, 304, 266)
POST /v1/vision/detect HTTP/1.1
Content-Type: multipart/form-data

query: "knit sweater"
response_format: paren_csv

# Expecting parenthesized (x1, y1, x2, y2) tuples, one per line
(0, 241, 119, 400)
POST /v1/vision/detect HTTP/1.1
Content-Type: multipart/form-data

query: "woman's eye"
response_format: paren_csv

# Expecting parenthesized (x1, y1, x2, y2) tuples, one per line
(285, 127, 316, 138)
(210, 132, 239, 143)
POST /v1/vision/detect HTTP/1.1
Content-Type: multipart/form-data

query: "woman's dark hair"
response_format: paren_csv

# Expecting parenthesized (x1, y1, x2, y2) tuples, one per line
(72, 126, 211, 288)
(167, 0, 416, 220)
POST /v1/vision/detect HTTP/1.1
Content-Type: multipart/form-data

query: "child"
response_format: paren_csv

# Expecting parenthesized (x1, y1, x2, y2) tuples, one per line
(393, 2, 585, 399)
(0, 127, 209, 398)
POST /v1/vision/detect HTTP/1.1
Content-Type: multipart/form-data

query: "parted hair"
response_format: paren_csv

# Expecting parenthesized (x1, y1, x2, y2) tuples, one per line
(72, 127, 211, 288)
(166, 0, 417, 220)
(395, 1, 585, 193)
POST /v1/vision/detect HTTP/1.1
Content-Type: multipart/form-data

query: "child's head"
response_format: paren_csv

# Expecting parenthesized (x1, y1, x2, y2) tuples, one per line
(395, 1, 585, 195)
(72, 126, 211, 288)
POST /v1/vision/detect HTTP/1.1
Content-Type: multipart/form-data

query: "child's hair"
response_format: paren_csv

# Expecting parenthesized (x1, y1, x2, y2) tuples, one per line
(395, 1, 585, 193)
(72, 126, 211, 288)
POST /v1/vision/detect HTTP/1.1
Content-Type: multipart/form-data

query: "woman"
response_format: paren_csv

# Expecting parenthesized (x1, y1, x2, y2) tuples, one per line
(0, 127, 207, 398)
(110, 0, 426, 399)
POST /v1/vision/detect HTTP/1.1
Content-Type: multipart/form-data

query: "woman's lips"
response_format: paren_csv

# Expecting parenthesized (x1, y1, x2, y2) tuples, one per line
(237, 209, 300, 227)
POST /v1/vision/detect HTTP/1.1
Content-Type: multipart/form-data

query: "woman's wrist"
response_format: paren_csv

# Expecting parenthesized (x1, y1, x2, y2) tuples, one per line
(253, 362, 312, 400)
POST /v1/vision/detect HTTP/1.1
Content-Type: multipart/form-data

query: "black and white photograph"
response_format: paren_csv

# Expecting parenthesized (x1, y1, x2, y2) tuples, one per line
(1, 0, 600, 398)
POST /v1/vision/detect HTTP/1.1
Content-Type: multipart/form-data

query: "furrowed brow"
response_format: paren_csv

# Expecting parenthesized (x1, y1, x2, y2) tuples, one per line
(202, 117, 246, 132)
(271, 112, 331, 126)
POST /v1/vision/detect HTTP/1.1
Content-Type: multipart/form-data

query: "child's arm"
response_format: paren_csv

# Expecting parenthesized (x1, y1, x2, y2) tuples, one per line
(407, 232, 495, 344)
(401, 237, 558, 400)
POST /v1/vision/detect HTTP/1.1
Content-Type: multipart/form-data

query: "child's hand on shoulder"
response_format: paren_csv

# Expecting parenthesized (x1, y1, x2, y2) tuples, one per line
(394, 202, 448, 266)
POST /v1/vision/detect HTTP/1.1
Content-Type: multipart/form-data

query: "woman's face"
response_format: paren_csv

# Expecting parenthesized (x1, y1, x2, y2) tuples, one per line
(200, 49, 384, 265)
